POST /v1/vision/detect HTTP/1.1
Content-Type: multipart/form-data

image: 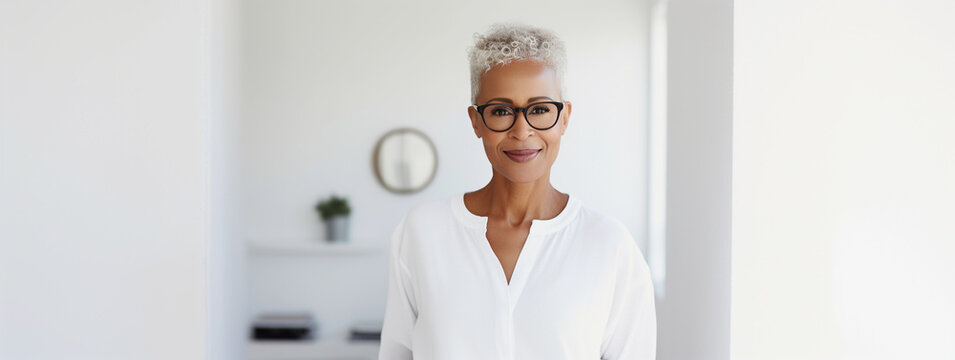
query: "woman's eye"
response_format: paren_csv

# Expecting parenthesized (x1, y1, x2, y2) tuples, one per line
(491, 108, 512, 116)
(530, 106, 550, 114)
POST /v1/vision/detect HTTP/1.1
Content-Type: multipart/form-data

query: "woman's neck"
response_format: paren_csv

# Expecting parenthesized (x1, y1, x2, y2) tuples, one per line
(465, 175, 568, 227)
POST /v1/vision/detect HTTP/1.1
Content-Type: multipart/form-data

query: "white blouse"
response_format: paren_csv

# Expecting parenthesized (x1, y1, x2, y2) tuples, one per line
(378, 192, 656, 360)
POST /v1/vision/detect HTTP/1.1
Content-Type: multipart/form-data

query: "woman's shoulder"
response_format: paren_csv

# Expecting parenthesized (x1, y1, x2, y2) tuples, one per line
(392, 193, 460, 235)
(573, 203, 650, 277)
(388, 195, 455, 255)
(574, 202, 639, 251)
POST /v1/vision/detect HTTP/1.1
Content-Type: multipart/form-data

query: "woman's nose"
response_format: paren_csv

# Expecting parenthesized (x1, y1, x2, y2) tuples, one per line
(508, 110, 534, 139)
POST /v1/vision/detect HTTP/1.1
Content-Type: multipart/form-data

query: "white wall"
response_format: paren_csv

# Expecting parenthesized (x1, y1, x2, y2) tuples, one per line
(0, 1, 244, 359)
(210, 0, 248, 358)
(240, 0, 651, 339)
(733, 1, 955, 359)
(660, 0, 733, 359)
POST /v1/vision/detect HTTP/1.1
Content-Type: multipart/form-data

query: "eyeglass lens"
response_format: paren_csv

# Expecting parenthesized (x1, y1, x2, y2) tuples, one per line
(482, 103, 560, 131)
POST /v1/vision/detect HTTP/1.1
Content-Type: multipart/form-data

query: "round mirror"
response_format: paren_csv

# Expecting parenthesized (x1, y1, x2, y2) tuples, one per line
(373, 127, 438, 194)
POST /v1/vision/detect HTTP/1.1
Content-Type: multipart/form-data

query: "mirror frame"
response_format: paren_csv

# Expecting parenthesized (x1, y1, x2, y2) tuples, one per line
(372, 127, 439, 194)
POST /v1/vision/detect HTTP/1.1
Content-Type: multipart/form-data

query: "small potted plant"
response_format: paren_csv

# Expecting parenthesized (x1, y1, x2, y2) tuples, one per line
(316, 194, 351, 242)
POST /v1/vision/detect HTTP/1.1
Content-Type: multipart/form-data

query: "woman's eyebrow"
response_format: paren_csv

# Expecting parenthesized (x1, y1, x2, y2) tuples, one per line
(486, 96, 554, 104)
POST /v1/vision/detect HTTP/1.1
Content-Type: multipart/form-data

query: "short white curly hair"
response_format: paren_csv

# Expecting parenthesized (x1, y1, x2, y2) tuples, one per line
(466, 22, 568, 105)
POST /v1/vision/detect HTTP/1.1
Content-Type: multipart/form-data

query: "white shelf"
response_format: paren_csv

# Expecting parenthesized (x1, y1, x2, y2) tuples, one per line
(247, 240, 381, 256)
(248, 338, 380, 359)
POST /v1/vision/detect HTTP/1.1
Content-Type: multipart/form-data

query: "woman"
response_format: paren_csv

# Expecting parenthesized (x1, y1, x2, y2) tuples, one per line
(378, 22, 656, 360)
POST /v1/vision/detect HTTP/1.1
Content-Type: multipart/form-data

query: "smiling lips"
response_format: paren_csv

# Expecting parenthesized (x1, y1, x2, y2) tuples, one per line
(504, 149, 541, 163)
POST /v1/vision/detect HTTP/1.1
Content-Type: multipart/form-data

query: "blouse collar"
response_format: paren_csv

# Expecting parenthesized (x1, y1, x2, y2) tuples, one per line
(451, 191, 582, 237)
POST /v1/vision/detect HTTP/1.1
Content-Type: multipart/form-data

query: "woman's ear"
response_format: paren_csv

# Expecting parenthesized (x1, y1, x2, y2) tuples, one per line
(468, 105, 482, 139)
(560, 101, 571, 135)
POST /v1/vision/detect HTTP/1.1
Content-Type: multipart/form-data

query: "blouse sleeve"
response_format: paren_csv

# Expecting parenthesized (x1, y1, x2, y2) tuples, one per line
(599, 235, 657, 360)
(378, 215, 417, 360)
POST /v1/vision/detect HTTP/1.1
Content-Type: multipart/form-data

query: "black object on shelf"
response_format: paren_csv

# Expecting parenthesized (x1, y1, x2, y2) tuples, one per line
(251, 312, 317, 341)
(348, 321, 382, 341)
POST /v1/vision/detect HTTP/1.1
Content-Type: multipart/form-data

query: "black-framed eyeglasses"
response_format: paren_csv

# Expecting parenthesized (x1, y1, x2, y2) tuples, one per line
(473, 101, 566, 132)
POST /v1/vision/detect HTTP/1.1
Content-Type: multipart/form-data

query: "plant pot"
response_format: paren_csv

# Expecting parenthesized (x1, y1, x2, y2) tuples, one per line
(324, 215, 350, 242)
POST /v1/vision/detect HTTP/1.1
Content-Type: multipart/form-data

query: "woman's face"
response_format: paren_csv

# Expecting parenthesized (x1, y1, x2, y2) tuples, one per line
(467, 59, 572, 184)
